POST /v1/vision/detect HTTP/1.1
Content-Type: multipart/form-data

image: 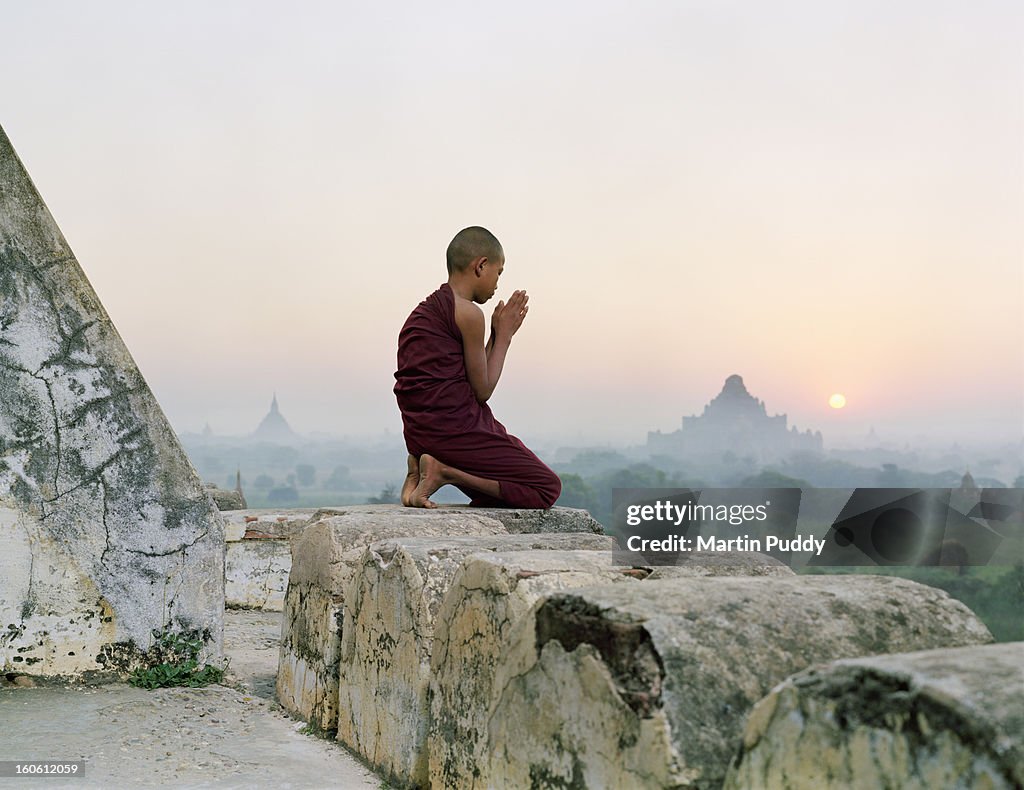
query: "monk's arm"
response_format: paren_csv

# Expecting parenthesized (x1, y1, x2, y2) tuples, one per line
(457, 291, 529, 403)
(457, 303, 509, 403)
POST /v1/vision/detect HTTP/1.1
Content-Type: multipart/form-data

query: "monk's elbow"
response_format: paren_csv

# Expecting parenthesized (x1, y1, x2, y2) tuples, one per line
(471, 382, 495, 403)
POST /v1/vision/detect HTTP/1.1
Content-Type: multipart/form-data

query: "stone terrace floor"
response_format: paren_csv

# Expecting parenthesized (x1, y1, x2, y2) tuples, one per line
(0, 610, 384, 789)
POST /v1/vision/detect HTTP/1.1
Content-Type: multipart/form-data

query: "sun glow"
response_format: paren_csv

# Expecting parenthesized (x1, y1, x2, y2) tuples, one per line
(829, 393, 847, 409)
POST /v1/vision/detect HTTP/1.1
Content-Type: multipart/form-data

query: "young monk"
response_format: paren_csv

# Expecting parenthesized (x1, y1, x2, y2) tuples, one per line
(394, 226, 562, 509)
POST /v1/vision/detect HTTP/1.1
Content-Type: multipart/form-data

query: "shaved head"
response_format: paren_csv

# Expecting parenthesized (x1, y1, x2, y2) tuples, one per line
(446, 226, 503, 274)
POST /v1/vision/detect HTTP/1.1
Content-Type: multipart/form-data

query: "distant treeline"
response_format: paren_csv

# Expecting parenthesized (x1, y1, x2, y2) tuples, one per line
(552, 449, 1020, 530)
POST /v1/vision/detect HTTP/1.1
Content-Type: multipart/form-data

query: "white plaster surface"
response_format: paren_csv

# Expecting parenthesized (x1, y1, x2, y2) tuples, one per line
(0, 126, 225, 677)
(225, 540, 291, 612)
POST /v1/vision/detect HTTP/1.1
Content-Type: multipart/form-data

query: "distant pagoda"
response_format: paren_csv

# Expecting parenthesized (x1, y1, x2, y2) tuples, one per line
(252, 393, 299, 444)
(648, 374, 822, 461)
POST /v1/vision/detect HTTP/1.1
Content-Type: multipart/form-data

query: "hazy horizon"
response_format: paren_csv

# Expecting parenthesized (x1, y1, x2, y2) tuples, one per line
(4, 1, 1021, 449)
(180, 388, 1023, 457)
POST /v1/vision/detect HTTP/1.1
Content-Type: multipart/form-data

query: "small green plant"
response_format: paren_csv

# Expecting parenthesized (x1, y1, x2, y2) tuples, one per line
(128, 628, 225, 689)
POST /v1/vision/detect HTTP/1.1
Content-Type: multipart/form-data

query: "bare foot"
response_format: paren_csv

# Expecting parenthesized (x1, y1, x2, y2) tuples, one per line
(409, 454, 446, 509)
(400, 454, 419, 507)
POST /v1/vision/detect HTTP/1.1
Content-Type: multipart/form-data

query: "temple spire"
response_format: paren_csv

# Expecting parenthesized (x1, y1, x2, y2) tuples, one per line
(252, 393, 298, 443)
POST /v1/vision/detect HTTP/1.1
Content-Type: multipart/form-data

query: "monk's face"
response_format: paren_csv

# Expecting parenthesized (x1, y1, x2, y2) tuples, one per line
(475, 256, 504, 303)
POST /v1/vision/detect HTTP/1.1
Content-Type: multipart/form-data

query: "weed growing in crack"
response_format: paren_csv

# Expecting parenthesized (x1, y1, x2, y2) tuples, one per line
(128, 628, 225, 689)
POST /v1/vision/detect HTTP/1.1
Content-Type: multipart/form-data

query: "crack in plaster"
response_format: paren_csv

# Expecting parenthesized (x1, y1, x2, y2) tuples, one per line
(99, 474, 112, 564)
(126, 526, 210, 558)
(43, 427, 146, 504)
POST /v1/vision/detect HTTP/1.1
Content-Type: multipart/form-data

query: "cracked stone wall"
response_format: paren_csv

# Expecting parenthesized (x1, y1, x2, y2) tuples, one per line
(222, 510, 312, 611)
(429, 549, 647, 790)
(0, 126, 224, 677)
(337, 535, 614, 787)
(483, 576, 993, 789)
(725, 641, 1024, 789)
(225, 538, 290, 612)
(220, 505, 602, 615)
(276, 511, 508, 731)
(429, 550, 795, 790)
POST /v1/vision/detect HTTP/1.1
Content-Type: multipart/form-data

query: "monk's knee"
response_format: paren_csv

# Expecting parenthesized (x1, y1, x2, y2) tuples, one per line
(500, 472, 561, 510)
(538, 470, 562, 509)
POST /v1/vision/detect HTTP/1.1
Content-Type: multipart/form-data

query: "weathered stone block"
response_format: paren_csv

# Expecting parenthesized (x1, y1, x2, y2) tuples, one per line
(463, 506, 605, 534)
(725, 641, 1024, 790)
(225, 539, 291, 611)
(276, 511, 507, 730)
(430, 549, 794, 789)
(428, 549, 646, 790)
(484, 575, 993, 789)
(205, 484, 245, 511)
(308, 503, 605, 534)
(644, 549, 794, 579)
(0, 126, 224, 678)
(337, 535, 613, 787)
(222, 509, 321, 543)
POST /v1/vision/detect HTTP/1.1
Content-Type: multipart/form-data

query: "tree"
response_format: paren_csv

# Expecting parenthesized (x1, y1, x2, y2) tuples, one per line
(268, 445, 300, 470)
(605, 464, 669, 489)
(740, 469, 812, 488)
(368, 484, 400, 505)
(295, 464, 316, 487)
(253, 474, 274, 490)
(556, 473, 597, 512)
(585, 464, 672, 528)
(563, 449, 630, 476)
(878, 463, 907, 487)
(267, 485, 299, 505)
(324, 465, 352, 491)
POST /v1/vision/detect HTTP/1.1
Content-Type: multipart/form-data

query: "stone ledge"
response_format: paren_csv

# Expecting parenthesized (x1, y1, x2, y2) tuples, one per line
(337, 535, 614, 787)
(429, 549, 794, 789)
(726, 641, 1024, 789)
(222, 509, 323, 542)
(276, 511, 508, 730)
(225, 541, 290, 612)
(223, 504, 603, 543)
(483, 575, 993, 789)
(307, 504, 604, 535)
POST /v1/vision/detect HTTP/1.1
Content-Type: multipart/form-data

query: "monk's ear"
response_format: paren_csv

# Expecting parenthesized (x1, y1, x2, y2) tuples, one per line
(472, 256, 487, 276)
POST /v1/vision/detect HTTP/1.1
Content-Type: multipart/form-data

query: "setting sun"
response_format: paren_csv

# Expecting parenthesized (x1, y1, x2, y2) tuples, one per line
(829, 393, 847, 409)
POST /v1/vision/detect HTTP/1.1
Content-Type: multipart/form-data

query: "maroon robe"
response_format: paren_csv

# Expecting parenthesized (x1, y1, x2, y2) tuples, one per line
(394, 283, 561, 508)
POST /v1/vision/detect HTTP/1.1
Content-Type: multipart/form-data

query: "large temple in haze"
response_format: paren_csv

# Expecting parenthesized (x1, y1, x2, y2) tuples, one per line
(647, 374, 823, 461)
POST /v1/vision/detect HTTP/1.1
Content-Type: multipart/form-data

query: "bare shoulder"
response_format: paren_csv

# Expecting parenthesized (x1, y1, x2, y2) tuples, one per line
(453, 295, 484, 334)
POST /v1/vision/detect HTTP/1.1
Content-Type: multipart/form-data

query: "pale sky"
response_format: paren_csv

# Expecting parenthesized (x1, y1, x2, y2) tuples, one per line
(3, 1, 1021, 447)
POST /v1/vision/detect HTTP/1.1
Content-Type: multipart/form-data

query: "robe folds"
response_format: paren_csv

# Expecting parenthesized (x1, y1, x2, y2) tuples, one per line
(394, 283, 561, 509)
